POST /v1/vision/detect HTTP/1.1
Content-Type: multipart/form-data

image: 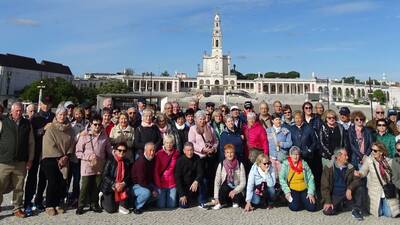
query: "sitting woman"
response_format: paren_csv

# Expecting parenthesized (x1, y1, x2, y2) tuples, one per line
(154, 134, 180, 208)
(99, 142, 131, 214)
(245, 154, 276, 212)
(279, 146, 317, 212)
(213, 144, 246, 210)
(354, 142, 400, 217)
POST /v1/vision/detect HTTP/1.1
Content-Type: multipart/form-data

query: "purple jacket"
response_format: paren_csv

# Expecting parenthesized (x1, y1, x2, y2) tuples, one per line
(76, 131, 112, 176)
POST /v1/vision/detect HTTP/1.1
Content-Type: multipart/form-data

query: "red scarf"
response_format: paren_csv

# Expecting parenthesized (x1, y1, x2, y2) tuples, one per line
(114, 154, 127, 202)
(288, 156, 303, 174)
(223, 159, 239, 184)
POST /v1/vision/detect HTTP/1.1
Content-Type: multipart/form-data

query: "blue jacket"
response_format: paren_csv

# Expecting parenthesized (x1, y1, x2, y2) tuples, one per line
(219, 128, 244, 162)
(289, 123, 318, 160)
(347, 125, 373, 169)
(266, 126, 292, 159)
(246, 163, 276, 202)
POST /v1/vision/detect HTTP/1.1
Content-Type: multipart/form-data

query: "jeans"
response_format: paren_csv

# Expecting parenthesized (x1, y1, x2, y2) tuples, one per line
(157, 188, 177, 208)
(378, 198, 392, 217)
(67, 160, 81, 200)
(132, 184, 152, 209)
(288, 189, 317, 212)
(251, 186, 276, 206)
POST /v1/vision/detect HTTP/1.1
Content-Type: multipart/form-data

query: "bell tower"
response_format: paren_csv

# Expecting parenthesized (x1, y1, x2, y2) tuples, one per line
(211, 13, 222, 57)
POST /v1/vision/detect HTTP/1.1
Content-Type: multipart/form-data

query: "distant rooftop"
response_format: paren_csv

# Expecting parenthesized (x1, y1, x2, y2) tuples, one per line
(0, 53, 73, 75)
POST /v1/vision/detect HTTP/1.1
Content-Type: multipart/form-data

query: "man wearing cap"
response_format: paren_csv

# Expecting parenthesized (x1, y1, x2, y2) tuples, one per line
(387, 109, 399, 136)
(205, 102, 215, 116)
(25, 96, 55, 213)
(338, 107, 352, 130)
(240, 101, 255, 124)
(0, 102, 35, 218)
(64, 101, 75, 123)
(230, 105, 243, 130)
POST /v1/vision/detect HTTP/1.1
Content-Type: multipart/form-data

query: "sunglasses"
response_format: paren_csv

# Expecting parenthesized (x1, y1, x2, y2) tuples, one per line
(262, 161, 271, 166)
(92, 123, 102, 127)
(376, 111, 384, 114)
(372, 149, 380, 153)
(327, 116, 336, 120)
(304, 107, 312, 110)
(355, 118, 365, 122)
(377, 124, 386, 127)
(128, 112, 134, 115)
(116, 148, 127, 153)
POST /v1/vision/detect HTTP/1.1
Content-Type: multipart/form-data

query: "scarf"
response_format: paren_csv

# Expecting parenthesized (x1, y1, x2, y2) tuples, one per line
(355, 126, 365, 155)
(114, 154, 127, 202)
(288, 156, 303, 174)
(175, 122, 185, 130)
(223, 159, 238, 184)
(141, 121, 154, 128)
(196, 125, 213, 144)
(158, 125, 169, 137)
(377, 158, 392, 184)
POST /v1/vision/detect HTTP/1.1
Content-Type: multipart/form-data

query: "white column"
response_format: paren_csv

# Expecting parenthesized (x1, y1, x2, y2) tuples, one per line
(282, 83, 285, 94)
(268, 83, 271, 94)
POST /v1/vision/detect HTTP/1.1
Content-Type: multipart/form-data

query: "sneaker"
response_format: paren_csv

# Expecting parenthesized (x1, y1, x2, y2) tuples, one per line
(352, 209, 364, 221)
(45, 207, 57, 216)
(24, 206, 33, 217)
(133, 208, 143, 215)
(198, 203, 210, 210)
(212, 203, 222, 210)
(55, 206, 65, 214)
(14, 209, 26, 218)
(118, 206, 130, 214)
(232, 203, 239, 208)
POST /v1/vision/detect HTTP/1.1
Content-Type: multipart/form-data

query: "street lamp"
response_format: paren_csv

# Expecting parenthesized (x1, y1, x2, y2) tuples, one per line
(368, 77, 373, 118)
(37, 80, 45, 113)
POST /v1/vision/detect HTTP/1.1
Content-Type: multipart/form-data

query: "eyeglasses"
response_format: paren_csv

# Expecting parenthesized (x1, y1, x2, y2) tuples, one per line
(92, 123, 101, 126)
(377, 123, 386, 127)
(327, 116, 336, 120)
(262, 161, 271, 165)
(116, 148, 127, 153)
(376, 111, 384, 114)
(355, 118, 365, 122)
(304, 106, 312, 110)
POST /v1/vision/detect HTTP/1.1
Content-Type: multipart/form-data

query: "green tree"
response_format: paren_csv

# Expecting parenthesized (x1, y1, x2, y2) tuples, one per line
(19, 77, 81, 106)
(373, 89, 386, 104)
(79, 86, 99, 104)
(231, 69, 246, 79)
(161, 70, 170, 77)
(97, 80, 129, 94)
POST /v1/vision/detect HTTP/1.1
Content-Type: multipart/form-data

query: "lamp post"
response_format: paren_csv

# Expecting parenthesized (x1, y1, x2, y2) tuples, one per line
(368, 77, 373, 118)
(37, 80, 45, 113)
(326, 78, 330, 110)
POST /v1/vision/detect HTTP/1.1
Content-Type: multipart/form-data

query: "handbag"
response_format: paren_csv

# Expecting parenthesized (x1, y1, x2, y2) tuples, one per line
(373, 162, 397, 199)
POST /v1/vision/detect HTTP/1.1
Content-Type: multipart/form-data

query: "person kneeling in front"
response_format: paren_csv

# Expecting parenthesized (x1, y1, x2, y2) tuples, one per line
(213, 144, 246, 210)
(321, 148, 366, 221)
(279, 146, 317, 212)
(244, 154, 276, 212)
(175, 142, 205, 209)
(99, 142, 130, 214)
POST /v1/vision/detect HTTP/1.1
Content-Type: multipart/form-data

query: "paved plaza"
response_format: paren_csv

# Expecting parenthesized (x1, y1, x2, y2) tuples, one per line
(0, 193, 398, 225)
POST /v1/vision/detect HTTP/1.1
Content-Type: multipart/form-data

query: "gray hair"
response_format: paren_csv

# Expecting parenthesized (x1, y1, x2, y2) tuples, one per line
(56, 106, 67, 115)
(183, 142, 194, 150)
(247, 112, 257, 120)
(144, 142, 155, 151)
(143, 108, 154, 117)
(163, 134, 175, 145)
(334, 148, 347, 158)
(289, 146, 301, 156)
(224, 114, 233, 122)
(194, 110, 207, 120)
(11, 102, 23, 111)
(26, 104, 36, 112)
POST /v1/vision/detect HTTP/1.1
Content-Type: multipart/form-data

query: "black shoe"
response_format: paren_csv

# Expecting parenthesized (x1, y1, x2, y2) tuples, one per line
(351, 209, 364, 221)
(90, 205, 102, 213)
(133, 208, 143, 215)
(75, 207, 85, 215)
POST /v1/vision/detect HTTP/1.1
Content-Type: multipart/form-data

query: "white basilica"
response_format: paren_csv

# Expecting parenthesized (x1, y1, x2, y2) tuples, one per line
(73, 13, 394, 105)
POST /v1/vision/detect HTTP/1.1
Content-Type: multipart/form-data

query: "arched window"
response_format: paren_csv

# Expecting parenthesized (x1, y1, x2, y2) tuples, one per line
(216, 40, 219, 47)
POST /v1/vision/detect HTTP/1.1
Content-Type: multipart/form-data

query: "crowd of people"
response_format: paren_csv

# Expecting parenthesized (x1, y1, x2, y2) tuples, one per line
(1, 96, 400, 221)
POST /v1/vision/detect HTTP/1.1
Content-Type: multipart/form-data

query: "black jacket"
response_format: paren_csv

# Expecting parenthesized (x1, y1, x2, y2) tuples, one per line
(100, 158, 131, 194)
(319, 122, 348, 160)
(347, 125, 373, 168)
(174, 154, 204, 197)
(289, 123, 318, 160)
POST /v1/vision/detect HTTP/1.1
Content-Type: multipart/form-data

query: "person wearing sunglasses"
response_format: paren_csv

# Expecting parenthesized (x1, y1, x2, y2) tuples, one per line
(354, 142, 400, 218)
(75, 114, 111, 215)
(319, 110, 347, 167)
(302, 102, 323, 133)
(366, 105, 386, 131)
(347, 111, 373, 170)
(321, 148, 366, 221)
(282, 104, 295, 128)
(244, 154, 276, 212)
(375, 119, 396, 158)
(99, 142, 130, 214)
(279, 146, 317, 212)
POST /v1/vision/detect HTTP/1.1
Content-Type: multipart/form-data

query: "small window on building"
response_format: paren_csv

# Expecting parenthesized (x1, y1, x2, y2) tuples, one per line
(216, 40, 219, 47)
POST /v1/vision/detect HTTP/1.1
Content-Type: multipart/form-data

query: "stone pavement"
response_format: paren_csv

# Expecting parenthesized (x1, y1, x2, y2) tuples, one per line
(0, 193, 398, 225)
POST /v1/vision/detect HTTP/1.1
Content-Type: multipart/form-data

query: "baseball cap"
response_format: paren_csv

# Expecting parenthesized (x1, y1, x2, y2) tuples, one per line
(388, 109, 397, 116)
(339, 107, 350, 115)
(244, 101, 253, 109)
(206, 102, 215, 107)
(41, 96, 52, 104)
(230, 105, 239, 111)
(64, 101, 74, 108)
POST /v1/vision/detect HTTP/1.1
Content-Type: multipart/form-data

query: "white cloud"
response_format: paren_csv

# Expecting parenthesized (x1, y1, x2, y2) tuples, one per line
(12, 18, 39, 26)
(319, 1, 379, 15)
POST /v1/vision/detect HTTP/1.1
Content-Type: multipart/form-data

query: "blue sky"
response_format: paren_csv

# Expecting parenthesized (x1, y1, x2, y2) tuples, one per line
(1, 0, 400, 81)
